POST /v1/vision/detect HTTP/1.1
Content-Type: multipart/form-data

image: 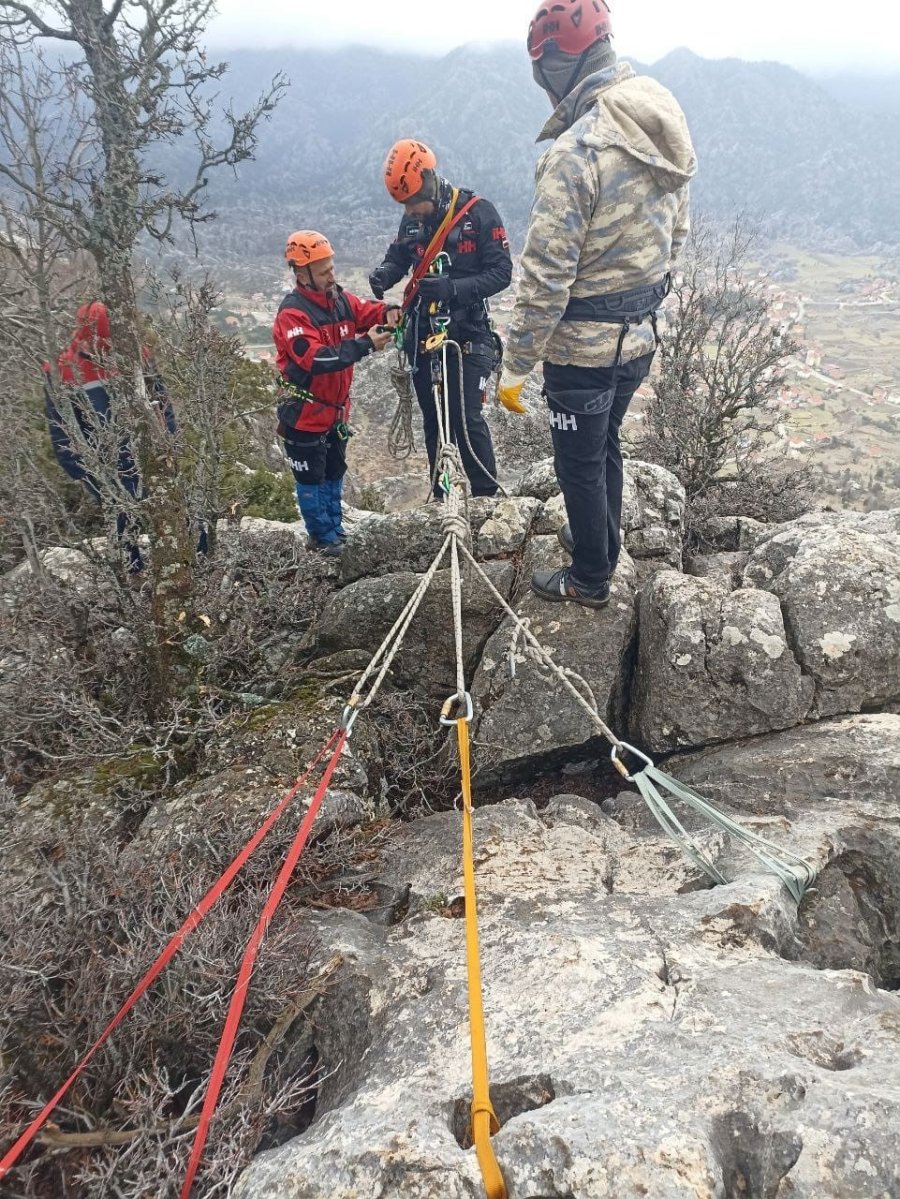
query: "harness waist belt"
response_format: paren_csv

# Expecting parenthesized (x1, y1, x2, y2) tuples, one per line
(562, 275, 671, 324)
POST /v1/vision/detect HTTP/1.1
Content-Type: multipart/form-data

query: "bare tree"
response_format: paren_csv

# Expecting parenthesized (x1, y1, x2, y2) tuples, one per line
(145, 271, 283, 556)
(0, 0, 284, 708)
(634, 218, 798, 503)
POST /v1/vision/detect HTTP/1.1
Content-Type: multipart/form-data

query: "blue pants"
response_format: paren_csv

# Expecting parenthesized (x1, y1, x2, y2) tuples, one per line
(543, 352, 655, 590)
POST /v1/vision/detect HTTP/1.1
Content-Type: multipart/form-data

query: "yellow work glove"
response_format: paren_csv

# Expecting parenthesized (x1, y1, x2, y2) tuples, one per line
(498, 369, 528, 414)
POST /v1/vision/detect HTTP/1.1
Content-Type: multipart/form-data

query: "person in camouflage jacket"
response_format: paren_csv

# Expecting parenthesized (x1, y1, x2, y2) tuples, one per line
(500, 0, 697, 608)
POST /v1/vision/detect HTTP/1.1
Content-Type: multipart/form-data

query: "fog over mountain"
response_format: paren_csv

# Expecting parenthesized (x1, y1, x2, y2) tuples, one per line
(171, 45, 900, 271)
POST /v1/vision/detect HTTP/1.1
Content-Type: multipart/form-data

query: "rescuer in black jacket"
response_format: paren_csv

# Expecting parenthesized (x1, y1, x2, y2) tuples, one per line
(370, 139, 512, 497)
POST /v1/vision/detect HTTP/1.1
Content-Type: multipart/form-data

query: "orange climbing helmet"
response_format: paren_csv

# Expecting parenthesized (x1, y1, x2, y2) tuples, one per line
(383, 139, 438, 203)
(285, 230, 334, 268)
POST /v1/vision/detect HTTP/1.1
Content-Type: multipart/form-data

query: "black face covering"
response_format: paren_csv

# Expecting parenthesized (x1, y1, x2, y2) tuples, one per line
(407, 168, 441, 206)
(407, 171, 454, 226)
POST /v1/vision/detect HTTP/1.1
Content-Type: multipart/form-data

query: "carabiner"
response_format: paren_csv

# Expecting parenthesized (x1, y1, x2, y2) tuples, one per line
(341, 699, 360, 737)
(610, 741, 654, 783)
(440, 691, 474, 727)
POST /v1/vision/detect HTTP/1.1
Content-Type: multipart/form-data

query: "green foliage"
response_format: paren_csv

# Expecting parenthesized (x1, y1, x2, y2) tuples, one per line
(242, 468, 297, 522)
(354, 482, 387, 514)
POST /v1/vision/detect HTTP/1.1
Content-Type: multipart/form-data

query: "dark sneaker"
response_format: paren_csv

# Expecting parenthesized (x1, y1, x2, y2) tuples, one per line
(531, 567, 609, 609)
(557, 522, 574, 555)
(308, 537, 344, 558)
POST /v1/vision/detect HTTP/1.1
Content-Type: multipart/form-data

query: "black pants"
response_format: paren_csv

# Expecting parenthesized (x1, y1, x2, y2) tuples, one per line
(412, 339, 498, 497)
(47, 383, 145, 571)
(544, 352, 655, 590)
(282, 428, 348, 485)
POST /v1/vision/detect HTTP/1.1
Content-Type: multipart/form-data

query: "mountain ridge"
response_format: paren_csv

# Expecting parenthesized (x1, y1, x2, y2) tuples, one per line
(170, 44, 900, 269)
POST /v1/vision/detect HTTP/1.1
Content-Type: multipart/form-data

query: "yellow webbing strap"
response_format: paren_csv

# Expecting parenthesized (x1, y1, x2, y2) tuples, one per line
(456, 718, 508, 1199)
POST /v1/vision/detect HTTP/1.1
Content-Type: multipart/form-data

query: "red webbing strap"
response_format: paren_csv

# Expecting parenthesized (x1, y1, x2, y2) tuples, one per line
(179, 729, 348, 1197)
(0, 729, 343, 1182)
(402, 195, 479, 313)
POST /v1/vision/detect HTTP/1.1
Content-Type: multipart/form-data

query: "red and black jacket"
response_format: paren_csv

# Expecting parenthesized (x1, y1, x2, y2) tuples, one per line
(374, 190, 512, 338)
(272, 284, 388, 436)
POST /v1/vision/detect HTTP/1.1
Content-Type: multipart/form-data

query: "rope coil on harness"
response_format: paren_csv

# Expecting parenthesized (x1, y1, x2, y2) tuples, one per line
(388, 358, 417, 460)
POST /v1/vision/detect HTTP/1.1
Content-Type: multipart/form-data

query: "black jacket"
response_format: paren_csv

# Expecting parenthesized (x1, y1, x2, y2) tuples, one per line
(374, 190, 512, 340)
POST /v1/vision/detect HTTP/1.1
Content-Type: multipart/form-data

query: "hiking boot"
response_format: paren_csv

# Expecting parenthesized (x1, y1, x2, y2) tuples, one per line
(308, 537, 344, 558)
(557, 522, 574, 555)
(531, 567, 609, 609)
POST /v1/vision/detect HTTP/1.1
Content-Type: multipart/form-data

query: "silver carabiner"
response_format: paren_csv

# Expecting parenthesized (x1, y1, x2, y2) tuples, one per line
(610, 741, 654, 783)
(440, 691, 474, 727)
(341, 701, 360, 737)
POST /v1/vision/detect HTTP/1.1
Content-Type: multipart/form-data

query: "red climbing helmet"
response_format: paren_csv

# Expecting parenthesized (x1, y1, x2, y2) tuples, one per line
(527, 0, 612, 60)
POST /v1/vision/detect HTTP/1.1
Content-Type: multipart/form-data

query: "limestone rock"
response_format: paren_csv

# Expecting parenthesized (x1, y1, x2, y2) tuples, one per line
(472, 543, 638, 774)
(514, 456, 559, 503)
(526, 458, 685, 568)
(744, 523, 900, 718)
(633, 572, 813, 752)
(2, 547, 109, 613)
(684, 551, 750, 590)
(234, 723, 900, 1199)
(339, 507, 446, 583)
(622, 459, 686, 568)
(476, 497, 542, 558)
(694, 515, 768, 553)
(316, 563, 515, 700)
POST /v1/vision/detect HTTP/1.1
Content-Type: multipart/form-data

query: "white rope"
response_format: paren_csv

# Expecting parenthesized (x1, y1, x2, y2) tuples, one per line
(457, 541, 625, 750)
(347, 535, 452, 717)
(444, 339, 509, 499)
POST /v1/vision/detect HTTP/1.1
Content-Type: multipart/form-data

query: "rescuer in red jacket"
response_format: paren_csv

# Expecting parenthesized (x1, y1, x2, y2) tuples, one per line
(48, 300, 178, 573)
(272, 230, 400, 555)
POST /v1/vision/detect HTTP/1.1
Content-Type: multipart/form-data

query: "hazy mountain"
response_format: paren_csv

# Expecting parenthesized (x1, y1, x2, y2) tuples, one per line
(816, 72, 900, 114)
(176, 45, 900, 270)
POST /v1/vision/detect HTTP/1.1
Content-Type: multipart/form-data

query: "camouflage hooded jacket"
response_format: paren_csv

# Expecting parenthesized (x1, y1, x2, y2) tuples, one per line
(505, 62, 697, 376)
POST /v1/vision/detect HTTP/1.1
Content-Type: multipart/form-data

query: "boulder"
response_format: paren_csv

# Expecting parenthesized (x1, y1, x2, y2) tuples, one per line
(622, 460, 686, 569)
(316, 563, 515, 701)
(633, 572, 814, 753)
(2, 547, 110, 613)
(234, 722, 900, 1199)
(339, 507, 446, 584)
(472, 542, 638, 774)
(514, 456, 559, 503)
(693, 515, 768, 553)
(524, 457, 685, 568)
(684, 551, 750, 590)
(744, 522, 900, 718)
(475, 496, 542, 558)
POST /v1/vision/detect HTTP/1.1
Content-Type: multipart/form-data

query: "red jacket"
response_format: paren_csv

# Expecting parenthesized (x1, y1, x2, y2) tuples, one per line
(58, 301, 115, 387)
(57, 300, 156, 388)
(272, 284, 387, 435)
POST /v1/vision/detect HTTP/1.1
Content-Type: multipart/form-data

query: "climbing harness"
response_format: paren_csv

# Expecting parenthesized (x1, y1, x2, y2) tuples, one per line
(401, 190, 479, 314)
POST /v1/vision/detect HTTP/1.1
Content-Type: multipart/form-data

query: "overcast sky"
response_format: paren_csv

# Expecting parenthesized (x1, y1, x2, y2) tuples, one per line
(207, 0, 894, 72)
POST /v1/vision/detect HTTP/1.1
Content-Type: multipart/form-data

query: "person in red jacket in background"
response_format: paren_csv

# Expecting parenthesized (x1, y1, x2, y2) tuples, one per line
(46, 300, 179, 573)
(273, 230, 400, 556)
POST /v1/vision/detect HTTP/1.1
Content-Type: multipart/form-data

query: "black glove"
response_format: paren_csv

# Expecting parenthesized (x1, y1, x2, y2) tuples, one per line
(369, 268, 388, 300)
(417, 275, 457, 305)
